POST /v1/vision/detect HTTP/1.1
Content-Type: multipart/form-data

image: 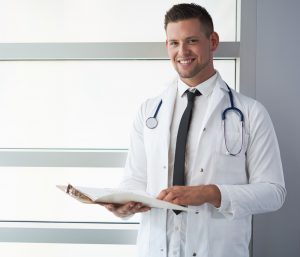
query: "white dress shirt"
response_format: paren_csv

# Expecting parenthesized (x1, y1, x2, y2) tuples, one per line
(167, 72, 218, 257)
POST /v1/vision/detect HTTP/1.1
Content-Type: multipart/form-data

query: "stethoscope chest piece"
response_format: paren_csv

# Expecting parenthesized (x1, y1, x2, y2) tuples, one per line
(146, 117, 158, 129)
(146, 99, 163, 129)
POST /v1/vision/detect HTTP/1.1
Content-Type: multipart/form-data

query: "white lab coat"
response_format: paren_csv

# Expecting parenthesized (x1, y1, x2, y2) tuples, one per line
(120, 74, 286, 257)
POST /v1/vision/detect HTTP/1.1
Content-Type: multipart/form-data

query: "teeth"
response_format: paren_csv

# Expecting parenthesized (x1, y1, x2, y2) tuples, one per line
(178, 59, 193, 64)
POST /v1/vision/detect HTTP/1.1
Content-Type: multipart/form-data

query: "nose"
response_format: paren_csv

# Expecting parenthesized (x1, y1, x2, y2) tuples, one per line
(178, 42, 190, 56)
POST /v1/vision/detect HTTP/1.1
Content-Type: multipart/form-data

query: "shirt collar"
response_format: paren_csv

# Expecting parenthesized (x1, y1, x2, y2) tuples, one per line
(177, 71, 218, 98)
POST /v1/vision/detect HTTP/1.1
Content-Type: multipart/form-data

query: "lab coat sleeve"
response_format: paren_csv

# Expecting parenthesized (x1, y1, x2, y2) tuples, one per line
(216, 100, 286, 219)
(119, 102, 147, 191)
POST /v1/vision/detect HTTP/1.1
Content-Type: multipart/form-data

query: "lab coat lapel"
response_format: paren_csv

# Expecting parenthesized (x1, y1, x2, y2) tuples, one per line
(196, 77, 228, 148)
(159, 80, 177, 143)
(190, 78, 228, 175)
(156, 80, 177, 182)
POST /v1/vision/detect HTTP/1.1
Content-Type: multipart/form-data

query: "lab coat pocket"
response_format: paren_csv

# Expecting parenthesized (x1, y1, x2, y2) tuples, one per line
(213, 133, 249, 184)
(217, 126, 249, 156)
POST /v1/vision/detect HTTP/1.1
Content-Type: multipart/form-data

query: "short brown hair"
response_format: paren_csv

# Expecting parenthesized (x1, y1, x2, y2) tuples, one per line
(164, 3, 214, 37)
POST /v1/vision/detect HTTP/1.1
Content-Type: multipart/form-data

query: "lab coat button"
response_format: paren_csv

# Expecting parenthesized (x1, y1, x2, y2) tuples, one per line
(192, 253, 197, 256)
(200, 168, 204, 172)
(203, 127, 206, 132)
(160, 248, 164, 252)
(163, 166, 167, 169)
(195, 211, 199, 214)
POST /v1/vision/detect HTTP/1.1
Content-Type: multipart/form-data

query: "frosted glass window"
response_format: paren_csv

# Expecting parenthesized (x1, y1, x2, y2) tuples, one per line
(0, 60, 235, 149)
(0, 243, 137, 257)
(0, 167, 140, 222)
(0, 0, 237, 42)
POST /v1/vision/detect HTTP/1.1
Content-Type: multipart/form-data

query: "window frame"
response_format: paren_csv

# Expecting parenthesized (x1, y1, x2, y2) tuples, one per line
(0, 41, 239, 244)
(0, 0, 259, 249)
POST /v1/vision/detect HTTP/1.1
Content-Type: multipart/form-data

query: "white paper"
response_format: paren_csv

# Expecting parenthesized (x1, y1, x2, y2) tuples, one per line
(57, 184, 188, 211)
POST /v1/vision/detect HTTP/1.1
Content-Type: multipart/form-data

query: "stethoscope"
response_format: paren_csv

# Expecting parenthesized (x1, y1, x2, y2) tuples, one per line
(145, 84, 245, 156)
(222, 84, 244, 156)
(145, 99, 163, 129)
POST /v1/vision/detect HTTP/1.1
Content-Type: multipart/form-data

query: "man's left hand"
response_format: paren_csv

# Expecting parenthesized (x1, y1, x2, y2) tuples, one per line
(157, 185, 221, 208)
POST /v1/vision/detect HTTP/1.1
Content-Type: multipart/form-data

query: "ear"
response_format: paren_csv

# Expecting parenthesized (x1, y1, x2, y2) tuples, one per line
(210, 32, 219, 52)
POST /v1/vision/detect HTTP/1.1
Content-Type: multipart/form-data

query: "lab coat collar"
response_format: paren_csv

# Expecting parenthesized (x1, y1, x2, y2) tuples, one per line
(158, 72, 228, 133)
(177, 71, 218, 97)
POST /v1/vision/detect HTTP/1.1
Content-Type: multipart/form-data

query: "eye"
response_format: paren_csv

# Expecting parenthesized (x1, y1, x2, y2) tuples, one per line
(169, 41, 178, 46)
(188, 39, 198, 44)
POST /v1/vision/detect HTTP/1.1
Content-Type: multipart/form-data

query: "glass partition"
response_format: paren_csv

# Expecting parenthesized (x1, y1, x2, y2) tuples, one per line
(0, 0, 237, 42)
(0, 60, 235, 149)
(0, 167, 140, 222)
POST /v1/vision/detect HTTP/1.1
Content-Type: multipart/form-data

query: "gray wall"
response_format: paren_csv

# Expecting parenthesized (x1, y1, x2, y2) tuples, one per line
(241, 0, 300, 256)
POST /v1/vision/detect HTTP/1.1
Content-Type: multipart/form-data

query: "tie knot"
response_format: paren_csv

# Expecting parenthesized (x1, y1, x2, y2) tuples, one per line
(186, 89, 201, 102)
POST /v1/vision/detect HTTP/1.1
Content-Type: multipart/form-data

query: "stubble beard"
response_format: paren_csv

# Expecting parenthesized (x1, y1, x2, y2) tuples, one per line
(175, 59, 211, 80)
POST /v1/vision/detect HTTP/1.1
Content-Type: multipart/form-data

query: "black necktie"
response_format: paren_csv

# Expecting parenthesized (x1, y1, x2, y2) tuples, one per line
(173, 89, 201, 214)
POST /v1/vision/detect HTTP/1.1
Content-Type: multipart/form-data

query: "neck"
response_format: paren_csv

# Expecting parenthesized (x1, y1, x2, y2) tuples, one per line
(181, 68, 216, 87)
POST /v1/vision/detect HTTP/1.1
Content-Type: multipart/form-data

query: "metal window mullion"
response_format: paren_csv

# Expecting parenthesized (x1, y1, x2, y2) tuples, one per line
(0, 42, 239, 60)
(0, 227, 137, 244)
(0, 150, 127, 167)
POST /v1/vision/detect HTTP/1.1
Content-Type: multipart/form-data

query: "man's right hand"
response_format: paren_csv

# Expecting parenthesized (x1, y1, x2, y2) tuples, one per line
(100, 201, 151, 218)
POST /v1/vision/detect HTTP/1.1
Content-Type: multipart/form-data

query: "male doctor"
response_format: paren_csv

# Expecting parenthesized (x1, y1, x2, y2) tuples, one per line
(103, 3, 286, 257)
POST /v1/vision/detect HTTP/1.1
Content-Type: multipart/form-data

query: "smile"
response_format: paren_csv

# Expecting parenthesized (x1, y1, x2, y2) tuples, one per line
(177, 58, 195, 64)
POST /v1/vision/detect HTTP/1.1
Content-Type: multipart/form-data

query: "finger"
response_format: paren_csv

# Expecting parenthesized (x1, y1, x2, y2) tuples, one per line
(123, 201, 137, 210)
(172, 198, 182, 205)
(115, 201, 137, 215)
(163, 191, 178, 202)
(102, 202, 127, 213)
(104, 203, 118, 212)
(130, 202, 145, 213)
(138, 206, 151, 212)
(157, 189, 169, 200)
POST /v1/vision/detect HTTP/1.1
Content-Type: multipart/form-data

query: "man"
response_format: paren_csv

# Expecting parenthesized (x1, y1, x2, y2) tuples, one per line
(103, 3, 286, 257)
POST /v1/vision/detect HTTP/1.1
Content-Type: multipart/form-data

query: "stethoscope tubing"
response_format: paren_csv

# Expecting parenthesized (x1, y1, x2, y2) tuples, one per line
(223, 84, 245, 156)
(222, 85, 244, 122)
(145, 84, 245, 156)
(153, 99, 163, 119)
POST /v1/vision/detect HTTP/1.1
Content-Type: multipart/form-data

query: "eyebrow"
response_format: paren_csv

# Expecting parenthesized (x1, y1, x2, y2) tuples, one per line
(168, 36, 200, 42)
(185, 36, 200, 40)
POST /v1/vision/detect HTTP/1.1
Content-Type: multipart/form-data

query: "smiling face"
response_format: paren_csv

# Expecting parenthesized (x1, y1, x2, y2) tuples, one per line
(166, 18, 219, 87)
